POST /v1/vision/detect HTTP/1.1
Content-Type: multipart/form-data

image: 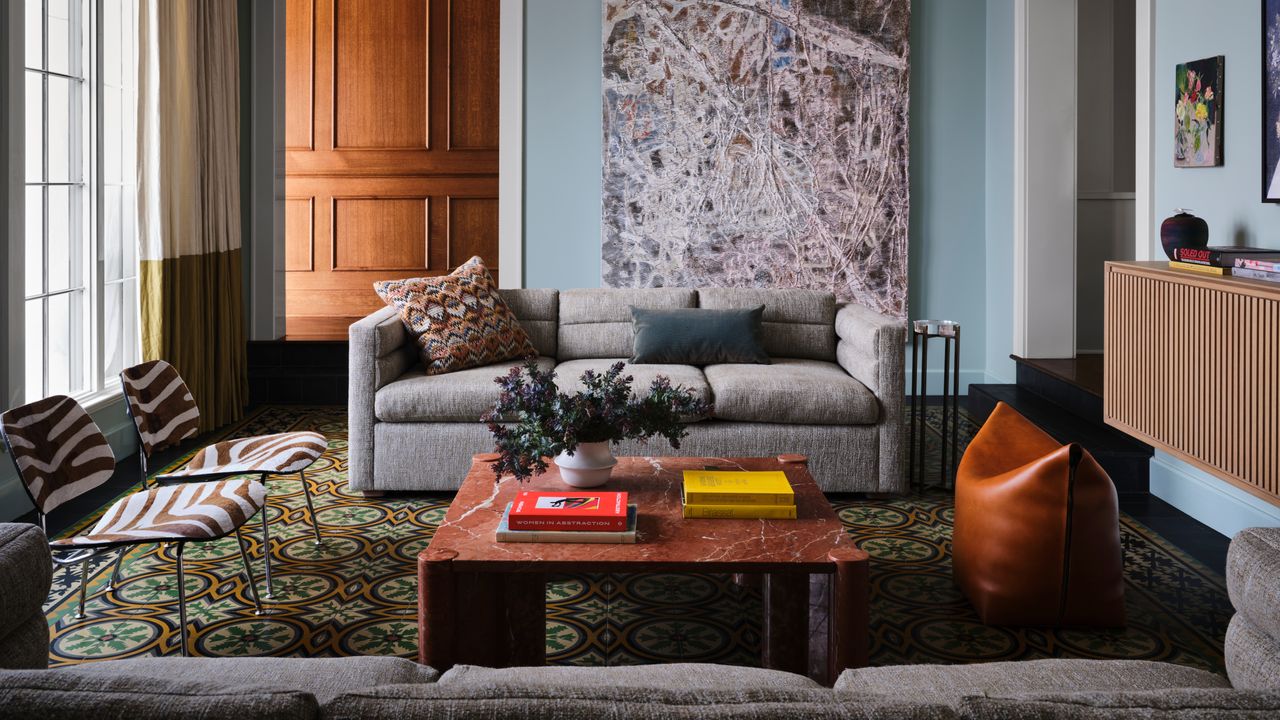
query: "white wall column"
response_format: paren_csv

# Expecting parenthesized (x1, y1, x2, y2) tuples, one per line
(246, 0, 286, 340)
(1134, 0, 1155, 262)
(498, 0, 524, 288)
(1013, 0, 1078, 358)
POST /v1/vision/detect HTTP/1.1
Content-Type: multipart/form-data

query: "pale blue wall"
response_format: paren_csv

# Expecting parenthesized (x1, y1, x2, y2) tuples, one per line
(524, 1, 1004, 390)
(984, 0, 1016, 383)
(1150, 1, 1280, 535)
(1154, 1, 1279, 254)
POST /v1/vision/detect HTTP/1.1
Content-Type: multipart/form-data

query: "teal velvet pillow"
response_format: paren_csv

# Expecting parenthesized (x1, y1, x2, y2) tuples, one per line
(630, 306, 771, 365)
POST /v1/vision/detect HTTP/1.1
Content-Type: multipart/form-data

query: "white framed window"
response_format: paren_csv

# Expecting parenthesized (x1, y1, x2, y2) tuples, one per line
(23, 0, 139, 404)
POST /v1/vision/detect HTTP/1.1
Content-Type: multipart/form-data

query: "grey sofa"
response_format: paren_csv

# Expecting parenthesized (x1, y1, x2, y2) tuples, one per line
(349, 288, 907, 494)
(3, 522, 1279, 718)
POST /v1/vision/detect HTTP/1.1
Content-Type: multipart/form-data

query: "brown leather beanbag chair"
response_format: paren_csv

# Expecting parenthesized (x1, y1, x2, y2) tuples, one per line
(952, 402, 1126, 627)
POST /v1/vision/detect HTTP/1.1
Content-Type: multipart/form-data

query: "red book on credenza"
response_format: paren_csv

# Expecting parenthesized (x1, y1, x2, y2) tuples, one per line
(508, 491, 629, 532)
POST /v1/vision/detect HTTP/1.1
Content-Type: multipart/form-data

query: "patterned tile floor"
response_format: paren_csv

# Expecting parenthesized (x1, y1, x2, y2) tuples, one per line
(43, 406, 1232, 674)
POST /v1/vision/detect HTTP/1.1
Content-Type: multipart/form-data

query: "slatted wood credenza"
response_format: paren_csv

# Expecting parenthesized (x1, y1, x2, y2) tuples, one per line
(1105, 261, 1280, 506)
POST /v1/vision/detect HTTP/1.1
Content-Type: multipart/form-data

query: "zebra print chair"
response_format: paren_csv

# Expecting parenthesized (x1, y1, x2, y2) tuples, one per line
(0, 395, 266, 656)
(119, 360, 329, 597)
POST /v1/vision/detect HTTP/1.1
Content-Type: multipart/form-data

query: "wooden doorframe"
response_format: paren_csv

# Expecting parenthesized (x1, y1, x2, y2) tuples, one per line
(498, 0, 523, 289)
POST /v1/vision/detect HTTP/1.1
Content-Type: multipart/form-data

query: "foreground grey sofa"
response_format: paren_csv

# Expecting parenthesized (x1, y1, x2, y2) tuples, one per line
(3, 522, 1279, 718)
(349, 287, 907, 494)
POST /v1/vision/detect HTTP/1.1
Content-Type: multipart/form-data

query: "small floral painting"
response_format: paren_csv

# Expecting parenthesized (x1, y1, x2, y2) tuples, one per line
(1174, 56, 1224, 167)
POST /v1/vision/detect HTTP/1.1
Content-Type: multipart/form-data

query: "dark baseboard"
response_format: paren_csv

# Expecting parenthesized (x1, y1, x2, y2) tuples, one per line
(248, 340, 349, 405)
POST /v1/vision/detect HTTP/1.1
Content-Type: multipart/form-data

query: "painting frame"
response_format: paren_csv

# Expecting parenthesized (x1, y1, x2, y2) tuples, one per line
(1174, 55, 1225, 168)
(1264, 0, 1280, 202)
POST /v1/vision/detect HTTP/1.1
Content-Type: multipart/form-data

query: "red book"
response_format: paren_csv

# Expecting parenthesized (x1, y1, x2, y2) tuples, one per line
(508, 491, 629, 532)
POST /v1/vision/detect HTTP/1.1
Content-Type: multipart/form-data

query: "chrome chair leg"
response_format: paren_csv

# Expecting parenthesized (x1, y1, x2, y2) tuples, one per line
(300, 470, 322, 546)
(174, 541, 189, 657)
(234, 529, 265, 616)
(139, 451, 149, 489)
(74, 554, 91, 619)
(260, 478, 274, 599)
(106, 546, 128, 592)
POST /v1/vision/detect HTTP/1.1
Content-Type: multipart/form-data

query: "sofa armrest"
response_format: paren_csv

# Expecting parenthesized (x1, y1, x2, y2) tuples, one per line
(0, 523, 51, 668)
(348, 307, 412, 492)
(835, 304, 907, 493)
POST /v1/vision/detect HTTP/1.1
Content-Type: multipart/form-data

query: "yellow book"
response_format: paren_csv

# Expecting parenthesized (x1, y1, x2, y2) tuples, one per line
(1168, 261, 1230, 276)
(682, 503, 798, 519)
(681, 470, 795, 506)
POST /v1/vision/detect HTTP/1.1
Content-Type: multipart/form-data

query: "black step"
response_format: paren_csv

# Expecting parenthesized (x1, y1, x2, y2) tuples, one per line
(967, 384, 1151, 495)
(1012, 355, 1104, 422)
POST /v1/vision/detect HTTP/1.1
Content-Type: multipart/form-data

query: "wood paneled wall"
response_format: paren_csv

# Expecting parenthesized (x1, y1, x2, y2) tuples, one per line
(1104, 261, 1280, 506)
(285, 0, 500, 339)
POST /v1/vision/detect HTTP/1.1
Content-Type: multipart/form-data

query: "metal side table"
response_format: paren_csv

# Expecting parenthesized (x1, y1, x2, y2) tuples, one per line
(908, 320, 961, 490)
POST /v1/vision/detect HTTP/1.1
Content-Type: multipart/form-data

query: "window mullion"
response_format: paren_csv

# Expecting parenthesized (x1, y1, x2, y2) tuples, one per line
(90, 0, 104, 394)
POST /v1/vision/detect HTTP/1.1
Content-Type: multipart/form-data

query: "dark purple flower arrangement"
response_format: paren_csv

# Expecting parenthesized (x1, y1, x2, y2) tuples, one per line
(482, 360, 712, 482)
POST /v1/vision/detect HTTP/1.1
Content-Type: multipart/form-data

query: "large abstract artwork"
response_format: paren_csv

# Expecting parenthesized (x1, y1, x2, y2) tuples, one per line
(602, 0, 911, 317)
(1265, 0, 1280, 202)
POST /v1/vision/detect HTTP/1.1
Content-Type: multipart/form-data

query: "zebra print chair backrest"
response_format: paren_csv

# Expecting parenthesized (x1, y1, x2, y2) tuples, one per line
(120, 360, 200, 456)
(0, 395, 116, 515)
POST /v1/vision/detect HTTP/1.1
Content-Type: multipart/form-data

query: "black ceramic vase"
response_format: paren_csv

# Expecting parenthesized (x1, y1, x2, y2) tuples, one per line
(1160, 210, 1209, 260)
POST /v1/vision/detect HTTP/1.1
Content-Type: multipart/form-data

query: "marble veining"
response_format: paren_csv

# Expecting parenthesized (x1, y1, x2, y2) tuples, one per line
(429, 455, 851, 572)
(602, 0, 911, 318)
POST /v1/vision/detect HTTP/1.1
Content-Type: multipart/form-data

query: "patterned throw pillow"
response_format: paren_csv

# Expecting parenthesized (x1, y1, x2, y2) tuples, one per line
(374, 257, 537, 375)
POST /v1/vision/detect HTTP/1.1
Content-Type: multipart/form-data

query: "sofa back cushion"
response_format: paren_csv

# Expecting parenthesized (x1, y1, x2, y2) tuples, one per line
(500, 289, 559, 358)
(697, 288, 836, 361)
(0, 671, 319, 719)
(558, 289, 696, 360)
(961, 688, 1280, 719)
(324, 684, 855, 720)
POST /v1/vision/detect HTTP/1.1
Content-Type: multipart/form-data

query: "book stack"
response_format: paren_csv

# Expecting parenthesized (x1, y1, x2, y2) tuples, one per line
(497, 491, 637, 544)
(681, 470, 796, 519)
(1169, 246, 1280, 276)
(1233, 258, 1280, 284)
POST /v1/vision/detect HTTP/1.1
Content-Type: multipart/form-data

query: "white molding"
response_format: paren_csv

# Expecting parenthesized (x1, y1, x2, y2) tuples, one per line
(498, 0, 524, 289)
(1013, 0, 1078, 359)
(1, 0, 24, 411)
(1012, 0, 1028, 358)
(1150, 452, 1280, 538)
(1133, 0, 1154, 262)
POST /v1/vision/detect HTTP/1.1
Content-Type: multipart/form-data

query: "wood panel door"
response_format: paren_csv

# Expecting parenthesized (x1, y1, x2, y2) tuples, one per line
(285, 0, 500, 339)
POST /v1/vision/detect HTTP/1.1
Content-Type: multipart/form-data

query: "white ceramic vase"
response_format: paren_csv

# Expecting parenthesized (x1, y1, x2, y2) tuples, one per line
(554, 441, 617, 488)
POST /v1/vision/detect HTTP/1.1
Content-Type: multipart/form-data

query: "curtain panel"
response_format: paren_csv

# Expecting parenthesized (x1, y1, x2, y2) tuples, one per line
(138, 0, 245, 432)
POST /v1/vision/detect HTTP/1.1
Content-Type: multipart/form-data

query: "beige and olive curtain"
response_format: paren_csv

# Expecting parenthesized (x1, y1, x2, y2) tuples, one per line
(137, 0, 245, 432)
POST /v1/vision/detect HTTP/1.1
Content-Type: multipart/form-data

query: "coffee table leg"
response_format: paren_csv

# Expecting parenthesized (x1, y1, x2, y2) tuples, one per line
(829, 548, 870, 678)
(504, 572, 546, 666)
(419, 549, 458, 669)
(763, 572, 809, 675)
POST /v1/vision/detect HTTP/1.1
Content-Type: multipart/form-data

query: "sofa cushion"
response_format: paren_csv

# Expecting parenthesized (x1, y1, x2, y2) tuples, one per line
(0, 612, 49, 671)
(323, 684, 859, 720)
(554, 360, 713, 418)
(630, 307, 770, 365)
(836, 660, 1230, 709)
(0, 670, 318, 719)
(0, 524, 52, 647)
(1227, 527, 1280, 643)
(500, 288, 559, 358)
(374, 257, 538, 375)
(376, 356, 557, 422)
(1226, 613, 1280, 690)
(437, 663, 819, 690)
(698, 288, 837, 362)
(558, 288, 697, 361)
(704, 359, 878, 425)
(961, 689, 1280, 719)
(53, 656, 438, 705)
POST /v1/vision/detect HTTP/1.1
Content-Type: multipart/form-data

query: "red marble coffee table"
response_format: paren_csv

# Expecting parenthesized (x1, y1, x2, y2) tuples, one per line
(418, 454, 868, 685)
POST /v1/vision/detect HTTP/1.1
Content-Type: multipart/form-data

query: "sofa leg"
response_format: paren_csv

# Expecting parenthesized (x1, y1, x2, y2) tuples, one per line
(361, 490, 387, 499)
